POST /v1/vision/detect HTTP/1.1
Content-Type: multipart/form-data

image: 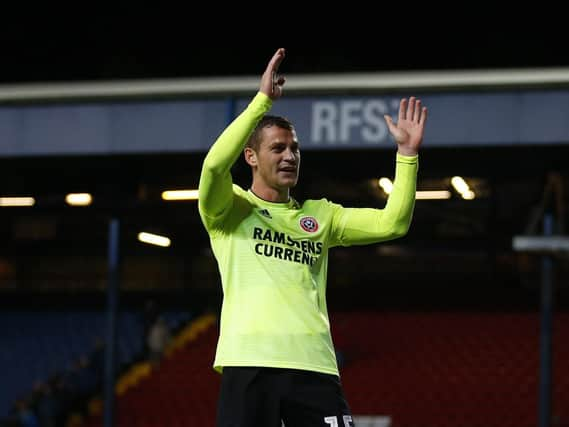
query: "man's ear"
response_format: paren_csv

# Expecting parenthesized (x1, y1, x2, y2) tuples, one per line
(244, 147, 257, 167)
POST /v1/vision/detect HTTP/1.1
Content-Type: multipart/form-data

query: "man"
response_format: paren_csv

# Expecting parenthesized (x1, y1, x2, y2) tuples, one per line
(198, 48, 427, 427)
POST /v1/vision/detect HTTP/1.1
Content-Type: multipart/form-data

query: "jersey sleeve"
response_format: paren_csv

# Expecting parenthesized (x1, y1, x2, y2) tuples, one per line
(198, 92, 273, 231)
(330, 153, 418, 246)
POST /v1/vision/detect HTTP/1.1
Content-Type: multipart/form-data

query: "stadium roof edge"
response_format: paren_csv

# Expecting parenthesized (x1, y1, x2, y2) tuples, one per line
(2, 68, 569, 102)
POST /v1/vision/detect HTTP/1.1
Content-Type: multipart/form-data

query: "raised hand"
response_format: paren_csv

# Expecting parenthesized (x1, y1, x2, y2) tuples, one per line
(384, 97, 428, 156)
(260, 48, 286, 101)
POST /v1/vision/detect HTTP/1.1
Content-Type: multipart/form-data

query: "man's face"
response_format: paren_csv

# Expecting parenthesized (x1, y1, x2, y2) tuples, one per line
(248, 125, 301, 190)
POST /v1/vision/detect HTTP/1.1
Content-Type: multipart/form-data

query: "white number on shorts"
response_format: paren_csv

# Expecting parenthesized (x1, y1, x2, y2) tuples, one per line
(324, 416, 338, 427)
(324, 415, 353, 426)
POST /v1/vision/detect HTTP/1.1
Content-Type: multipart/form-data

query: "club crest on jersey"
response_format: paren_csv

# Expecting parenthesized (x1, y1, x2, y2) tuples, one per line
(299, 216, 318, 233)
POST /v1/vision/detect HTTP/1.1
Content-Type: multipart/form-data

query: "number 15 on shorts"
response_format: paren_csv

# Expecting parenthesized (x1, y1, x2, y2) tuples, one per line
(324, 415, 353, 426)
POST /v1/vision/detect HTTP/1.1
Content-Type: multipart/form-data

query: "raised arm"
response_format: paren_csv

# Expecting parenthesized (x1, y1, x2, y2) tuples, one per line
(332, 97, 427, 245)
(198, 49, 286, 228)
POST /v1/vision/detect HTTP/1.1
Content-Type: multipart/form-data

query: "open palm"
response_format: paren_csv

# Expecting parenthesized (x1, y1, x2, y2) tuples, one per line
(384, 97, 428, 156)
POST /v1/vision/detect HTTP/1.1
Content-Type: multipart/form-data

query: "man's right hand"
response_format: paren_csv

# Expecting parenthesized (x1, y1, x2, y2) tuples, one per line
(260, 48, 286, 100)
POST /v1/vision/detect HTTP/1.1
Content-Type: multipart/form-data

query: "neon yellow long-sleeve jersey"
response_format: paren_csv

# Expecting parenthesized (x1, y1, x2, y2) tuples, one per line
(198, 92, 418, 376)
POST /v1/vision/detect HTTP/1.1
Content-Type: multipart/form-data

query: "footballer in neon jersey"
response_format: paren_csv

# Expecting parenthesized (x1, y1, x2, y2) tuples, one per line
(198, 48, 428, 427)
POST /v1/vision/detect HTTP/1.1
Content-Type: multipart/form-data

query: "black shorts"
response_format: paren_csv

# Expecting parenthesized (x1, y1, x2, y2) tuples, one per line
(216, 366, 355, 427)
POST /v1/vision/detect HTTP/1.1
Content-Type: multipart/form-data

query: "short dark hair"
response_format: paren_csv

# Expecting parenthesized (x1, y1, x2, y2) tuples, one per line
(246, 115, 295, 152)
